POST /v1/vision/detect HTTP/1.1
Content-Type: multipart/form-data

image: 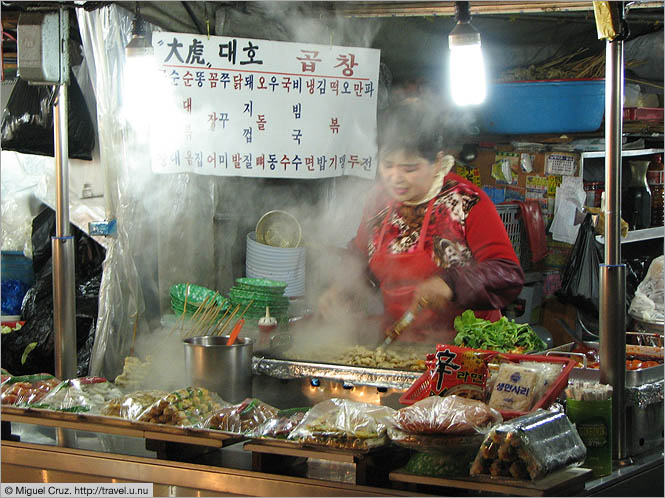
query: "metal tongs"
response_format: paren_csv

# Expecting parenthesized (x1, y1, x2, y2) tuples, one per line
(379, 297, 428, 349)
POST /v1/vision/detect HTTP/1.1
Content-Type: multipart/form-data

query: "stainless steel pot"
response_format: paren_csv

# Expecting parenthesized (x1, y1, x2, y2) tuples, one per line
(184, 335, 253, 403)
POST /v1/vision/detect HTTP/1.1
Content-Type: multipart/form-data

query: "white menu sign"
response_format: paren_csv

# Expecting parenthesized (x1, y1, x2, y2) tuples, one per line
(150, 32, 380, 179)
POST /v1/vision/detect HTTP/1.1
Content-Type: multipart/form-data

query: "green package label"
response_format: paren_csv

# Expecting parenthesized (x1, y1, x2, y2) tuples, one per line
(577, 417, 609, 448)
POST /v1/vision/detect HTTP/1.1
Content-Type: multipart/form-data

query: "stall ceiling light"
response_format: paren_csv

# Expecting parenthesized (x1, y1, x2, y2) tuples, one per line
(449, 2, 486, 106)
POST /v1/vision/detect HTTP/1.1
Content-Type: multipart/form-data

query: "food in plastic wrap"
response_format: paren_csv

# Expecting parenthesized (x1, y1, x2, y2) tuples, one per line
(288, 398, 396, 450)
(488, 364, 539, 412)
(394, 395, 502, 435)
(100, 390, 169, 420)
(30, 377, 124, 413)
(247, 407, 308, 439)
(470, 409, 586, 481)
(137, 387, 226, 427)
(114, 356, 153, 390)
(205, 398, 279, 434)
(1, 374, 61, 406)
(519, 361, 563, 401)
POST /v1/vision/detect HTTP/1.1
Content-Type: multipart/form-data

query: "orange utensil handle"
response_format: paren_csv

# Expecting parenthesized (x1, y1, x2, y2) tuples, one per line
(226, 319, 246, 346)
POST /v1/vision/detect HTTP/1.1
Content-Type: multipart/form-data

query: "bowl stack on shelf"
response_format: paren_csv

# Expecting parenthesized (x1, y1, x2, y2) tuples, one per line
(170, 283, 228, 318)
(228, 278, 289, 323)
(246, 232, 306, 297)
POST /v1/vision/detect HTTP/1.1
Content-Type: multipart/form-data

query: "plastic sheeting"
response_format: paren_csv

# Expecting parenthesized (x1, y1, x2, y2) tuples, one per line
(77, 5, 216, 379)
(629, 255, 664, 323)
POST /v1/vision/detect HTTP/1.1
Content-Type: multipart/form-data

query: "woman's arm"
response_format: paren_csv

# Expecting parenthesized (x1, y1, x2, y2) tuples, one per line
(442, 193, 525, 310)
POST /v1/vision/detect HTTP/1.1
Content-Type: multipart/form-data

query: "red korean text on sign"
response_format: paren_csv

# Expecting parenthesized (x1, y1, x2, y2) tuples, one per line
(296, 50, 322, 73)
(334, 54, 358, 77)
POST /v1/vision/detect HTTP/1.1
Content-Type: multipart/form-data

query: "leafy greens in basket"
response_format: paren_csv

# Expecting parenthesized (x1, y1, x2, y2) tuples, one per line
(453, 310, 547, 353)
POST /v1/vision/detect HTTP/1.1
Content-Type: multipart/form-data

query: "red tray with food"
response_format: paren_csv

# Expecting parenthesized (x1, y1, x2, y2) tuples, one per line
(400, 348, 577, 420)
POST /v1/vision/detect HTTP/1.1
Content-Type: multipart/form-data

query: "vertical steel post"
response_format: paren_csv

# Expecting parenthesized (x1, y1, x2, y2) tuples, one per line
(53, 82, 78, 450)
(52, 84, 77, 382)
(600, 33, 627, 461)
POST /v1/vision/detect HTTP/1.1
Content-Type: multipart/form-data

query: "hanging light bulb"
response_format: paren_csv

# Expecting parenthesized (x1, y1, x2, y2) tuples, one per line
(123, 3, 178, 147)
(123, 3, 156, 125)
(448, 1, 487, 106)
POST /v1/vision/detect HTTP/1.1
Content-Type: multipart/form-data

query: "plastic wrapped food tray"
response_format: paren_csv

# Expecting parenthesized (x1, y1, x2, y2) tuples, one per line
(288, 398, 396, 451)
(470, 409, 586, 481)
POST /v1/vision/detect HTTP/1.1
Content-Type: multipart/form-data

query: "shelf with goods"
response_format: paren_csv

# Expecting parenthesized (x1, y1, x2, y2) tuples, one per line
(595, 226, 664, 245)
(580, 148, 664, 176)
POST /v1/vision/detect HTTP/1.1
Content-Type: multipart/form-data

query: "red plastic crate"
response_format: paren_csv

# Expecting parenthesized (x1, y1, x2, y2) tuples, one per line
(623, 107, 664, 122)
(399, 352, 577, 420)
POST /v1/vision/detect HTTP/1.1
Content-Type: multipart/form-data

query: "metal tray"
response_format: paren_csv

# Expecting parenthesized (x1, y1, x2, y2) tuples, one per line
(544, 342, 663, 387)
(252, 355, 423, 390)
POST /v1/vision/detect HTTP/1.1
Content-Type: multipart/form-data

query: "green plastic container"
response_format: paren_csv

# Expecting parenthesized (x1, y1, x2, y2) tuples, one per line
(566, 398, 613, 477)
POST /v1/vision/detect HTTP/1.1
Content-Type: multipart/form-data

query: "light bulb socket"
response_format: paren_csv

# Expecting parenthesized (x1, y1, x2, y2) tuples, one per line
(126, 34, 153, 58)
(454, 1, 472, 23)
(449, 21, 481, 48)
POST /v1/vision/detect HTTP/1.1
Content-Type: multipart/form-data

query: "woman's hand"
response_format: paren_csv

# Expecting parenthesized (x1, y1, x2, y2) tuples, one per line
(411, 276, 454, 312)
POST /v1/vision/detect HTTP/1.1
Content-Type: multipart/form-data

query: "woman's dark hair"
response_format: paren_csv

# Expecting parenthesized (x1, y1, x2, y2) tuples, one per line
(377, 98, 445, 163)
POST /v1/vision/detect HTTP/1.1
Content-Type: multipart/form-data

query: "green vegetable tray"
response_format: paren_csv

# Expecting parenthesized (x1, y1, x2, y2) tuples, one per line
(453, 310, 546, 354)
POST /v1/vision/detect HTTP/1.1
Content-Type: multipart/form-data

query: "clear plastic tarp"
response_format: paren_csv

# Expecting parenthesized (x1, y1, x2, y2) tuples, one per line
(77, 5, 216, 379)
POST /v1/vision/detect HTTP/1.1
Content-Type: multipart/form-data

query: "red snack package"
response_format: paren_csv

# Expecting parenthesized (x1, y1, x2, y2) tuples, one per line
(427, 345, 494, 401)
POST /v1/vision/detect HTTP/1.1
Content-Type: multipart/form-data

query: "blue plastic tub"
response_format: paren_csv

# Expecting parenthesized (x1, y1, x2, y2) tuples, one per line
(479, 79, 605, 134)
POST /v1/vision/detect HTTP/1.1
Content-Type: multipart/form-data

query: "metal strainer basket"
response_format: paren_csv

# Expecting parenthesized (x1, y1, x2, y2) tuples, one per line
(255, 210, 302, 248)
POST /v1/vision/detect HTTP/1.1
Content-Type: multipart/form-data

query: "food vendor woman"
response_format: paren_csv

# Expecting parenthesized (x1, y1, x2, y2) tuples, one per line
(319, 99, 525, 344)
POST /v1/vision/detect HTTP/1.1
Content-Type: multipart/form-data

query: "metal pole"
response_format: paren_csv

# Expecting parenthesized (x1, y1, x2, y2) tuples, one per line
(600, 33, 627, 461)
(52, 84, 77, 380)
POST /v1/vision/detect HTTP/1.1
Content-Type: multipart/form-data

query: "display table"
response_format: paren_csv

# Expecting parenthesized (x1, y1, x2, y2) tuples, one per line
(389, 467, 592, 496)
(2, 407, 662, 497)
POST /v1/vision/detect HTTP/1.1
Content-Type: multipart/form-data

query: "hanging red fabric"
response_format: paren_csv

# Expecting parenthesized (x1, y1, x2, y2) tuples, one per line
(512, 201, 548, 263)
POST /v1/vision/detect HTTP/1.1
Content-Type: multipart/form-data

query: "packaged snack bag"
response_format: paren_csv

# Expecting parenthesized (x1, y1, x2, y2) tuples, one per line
(427, 345, 493, 400)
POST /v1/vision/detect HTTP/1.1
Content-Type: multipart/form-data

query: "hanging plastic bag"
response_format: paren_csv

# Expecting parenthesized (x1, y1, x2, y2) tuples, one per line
(628, 255, 664, 323)
(557, 213, 602, 314)
(1, 71, 95, 160)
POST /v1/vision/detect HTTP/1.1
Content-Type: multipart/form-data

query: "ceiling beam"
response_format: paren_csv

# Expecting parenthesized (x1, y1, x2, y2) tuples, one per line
(333, 1, 664, 18)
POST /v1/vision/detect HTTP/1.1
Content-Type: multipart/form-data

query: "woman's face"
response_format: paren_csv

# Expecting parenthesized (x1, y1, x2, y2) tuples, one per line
(379, 149, 440, 203)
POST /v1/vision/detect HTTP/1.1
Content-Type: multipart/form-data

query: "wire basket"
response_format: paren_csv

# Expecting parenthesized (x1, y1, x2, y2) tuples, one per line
(495, 204, 532, 271)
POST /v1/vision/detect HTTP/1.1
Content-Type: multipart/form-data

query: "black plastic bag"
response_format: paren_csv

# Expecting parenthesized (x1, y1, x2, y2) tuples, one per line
(1, 70, 95, 160)
(557, 213, 603, 314)
(1, 208, 105, 376)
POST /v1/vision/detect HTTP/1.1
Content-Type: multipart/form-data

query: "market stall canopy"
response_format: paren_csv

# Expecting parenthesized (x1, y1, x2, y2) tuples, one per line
(3, 1, 663, 85)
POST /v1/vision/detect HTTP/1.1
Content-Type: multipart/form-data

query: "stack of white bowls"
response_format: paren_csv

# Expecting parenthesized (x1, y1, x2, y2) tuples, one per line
(246, 232, 306, 297)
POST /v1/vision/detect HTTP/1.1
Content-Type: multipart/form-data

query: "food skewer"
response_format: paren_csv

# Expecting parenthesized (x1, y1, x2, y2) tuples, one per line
(215, 304, 242, 337)
(198, 301, 225, 337)
(208, 306, 232, 336)
(185, 293, 221, 338)
(172, 293, 212, 338)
